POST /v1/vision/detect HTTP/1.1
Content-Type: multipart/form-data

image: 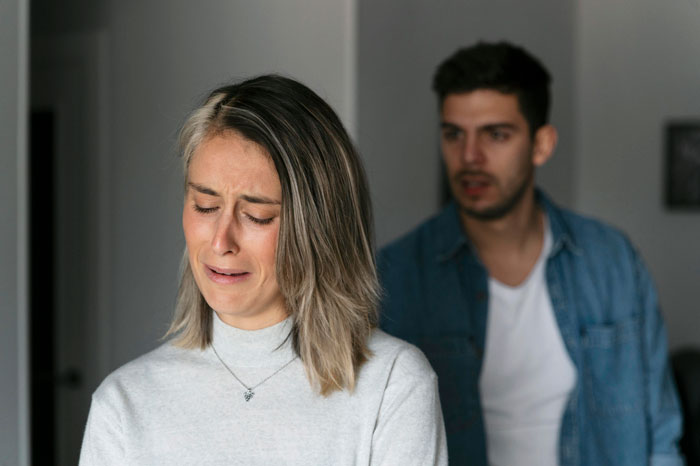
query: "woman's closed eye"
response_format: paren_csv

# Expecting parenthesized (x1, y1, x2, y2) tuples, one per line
(194, 204, 218, 214)
(245, 213, 275, 225)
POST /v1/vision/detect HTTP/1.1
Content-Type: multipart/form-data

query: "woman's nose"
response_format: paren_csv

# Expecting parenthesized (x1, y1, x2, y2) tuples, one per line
(211, 213, 240, 255)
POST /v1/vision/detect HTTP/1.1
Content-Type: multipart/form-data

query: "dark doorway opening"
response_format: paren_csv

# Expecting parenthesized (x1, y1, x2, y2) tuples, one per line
(29, 109, 56, 466)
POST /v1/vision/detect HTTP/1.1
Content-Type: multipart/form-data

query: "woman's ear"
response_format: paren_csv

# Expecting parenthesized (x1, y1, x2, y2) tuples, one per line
(532, 124, 558, 167)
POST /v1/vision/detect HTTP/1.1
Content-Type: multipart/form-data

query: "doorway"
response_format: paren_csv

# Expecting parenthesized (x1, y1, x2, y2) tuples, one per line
(30, 32, 109, 466)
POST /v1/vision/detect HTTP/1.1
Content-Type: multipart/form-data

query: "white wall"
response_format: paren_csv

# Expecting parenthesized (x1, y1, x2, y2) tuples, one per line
(358, 0, 577, 246)
(105, 0, 357, 368)
(576, 0, 700, 349)
(0, 0, 29, 464)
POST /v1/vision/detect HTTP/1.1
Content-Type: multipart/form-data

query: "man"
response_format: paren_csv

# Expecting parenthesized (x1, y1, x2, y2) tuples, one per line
(378, 42, 683, 465)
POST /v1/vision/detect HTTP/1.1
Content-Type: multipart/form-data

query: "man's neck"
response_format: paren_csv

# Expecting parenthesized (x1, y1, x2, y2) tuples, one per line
(460, 189, 545, 286)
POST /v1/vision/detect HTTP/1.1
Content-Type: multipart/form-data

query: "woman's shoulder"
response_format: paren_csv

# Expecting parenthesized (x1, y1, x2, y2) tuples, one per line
(92, 342, 203, 405)
(367, 329, 437, 380)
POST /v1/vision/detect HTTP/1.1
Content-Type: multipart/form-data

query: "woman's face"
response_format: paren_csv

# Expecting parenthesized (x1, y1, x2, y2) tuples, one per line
(182, 131, 287, 330)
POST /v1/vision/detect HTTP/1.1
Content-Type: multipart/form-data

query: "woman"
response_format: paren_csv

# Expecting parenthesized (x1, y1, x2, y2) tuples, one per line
(79, 75, 447, 465)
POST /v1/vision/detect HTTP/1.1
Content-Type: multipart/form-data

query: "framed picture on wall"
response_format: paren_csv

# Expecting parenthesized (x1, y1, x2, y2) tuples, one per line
(665, 121, 700, 209)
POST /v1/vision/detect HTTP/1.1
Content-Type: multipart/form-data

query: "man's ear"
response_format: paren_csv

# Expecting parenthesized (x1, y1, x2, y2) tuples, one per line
(532, 124, 558, 167)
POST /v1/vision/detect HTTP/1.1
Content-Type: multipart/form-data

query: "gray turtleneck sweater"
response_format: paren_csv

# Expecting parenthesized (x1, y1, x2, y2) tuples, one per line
(79, 314, 447, 465)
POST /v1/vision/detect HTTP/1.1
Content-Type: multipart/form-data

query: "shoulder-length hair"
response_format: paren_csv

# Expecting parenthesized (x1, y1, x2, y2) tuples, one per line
(166, 74, 379, 395)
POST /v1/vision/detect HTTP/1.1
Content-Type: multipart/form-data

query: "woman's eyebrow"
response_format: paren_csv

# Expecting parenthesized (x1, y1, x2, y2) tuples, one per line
(239, 194, 281, 205)
(188, 183, 280, 205)
(188, 182, 219, 196)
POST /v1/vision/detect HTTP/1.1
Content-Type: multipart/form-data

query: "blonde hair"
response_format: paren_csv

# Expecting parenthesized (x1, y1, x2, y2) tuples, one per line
(167, 75, 379, 395)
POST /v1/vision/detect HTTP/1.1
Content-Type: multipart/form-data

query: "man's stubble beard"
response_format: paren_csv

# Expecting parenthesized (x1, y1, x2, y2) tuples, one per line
(456, 166, 535, 221)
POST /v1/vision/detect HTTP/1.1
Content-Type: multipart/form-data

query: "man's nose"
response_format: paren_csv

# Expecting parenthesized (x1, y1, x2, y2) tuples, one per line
(462, 136, 484, 165)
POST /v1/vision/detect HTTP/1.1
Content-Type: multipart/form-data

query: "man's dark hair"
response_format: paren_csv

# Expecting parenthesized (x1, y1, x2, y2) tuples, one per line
(433, 41, 552, 133)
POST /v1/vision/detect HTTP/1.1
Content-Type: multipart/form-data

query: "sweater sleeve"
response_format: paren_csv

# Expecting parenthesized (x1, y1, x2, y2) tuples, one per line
(78, 392, 124, 465)
(370, 345, 448, 466)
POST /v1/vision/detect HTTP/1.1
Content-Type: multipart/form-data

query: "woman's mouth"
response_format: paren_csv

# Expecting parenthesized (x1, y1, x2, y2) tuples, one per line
(205, 265, 251, 284)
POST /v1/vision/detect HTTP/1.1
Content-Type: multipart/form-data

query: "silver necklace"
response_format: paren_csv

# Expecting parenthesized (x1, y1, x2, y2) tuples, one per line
(210, 344, 297, 402)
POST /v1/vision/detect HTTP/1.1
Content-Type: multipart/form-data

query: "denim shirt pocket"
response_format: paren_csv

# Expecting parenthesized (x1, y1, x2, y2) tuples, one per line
(417, 336, 481, 432)
(580, 315, 644, 415)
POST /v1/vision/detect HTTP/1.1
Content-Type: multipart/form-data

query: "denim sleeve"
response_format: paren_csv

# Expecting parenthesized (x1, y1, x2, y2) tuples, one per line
(635, 250, 685, 465)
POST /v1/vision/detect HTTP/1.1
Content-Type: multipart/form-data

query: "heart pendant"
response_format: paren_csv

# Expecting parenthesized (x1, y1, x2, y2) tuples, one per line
(244, 389, 254, 402)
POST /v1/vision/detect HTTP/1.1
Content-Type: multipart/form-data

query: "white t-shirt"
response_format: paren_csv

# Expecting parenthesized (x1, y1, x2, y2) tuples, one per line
(479, 220, 576, 466)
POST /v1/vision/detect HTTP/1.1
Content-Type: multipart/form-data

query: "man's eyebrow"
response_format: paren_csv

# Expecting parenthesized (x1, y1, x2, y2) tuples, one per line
(440, 122, 519, 131)
(480, 122, 518, 131)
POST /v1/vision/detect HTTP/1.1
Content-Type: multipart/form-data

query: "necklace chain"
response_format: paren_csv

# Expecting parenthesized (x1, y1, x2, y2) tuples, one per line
(210, 344, 297, 402)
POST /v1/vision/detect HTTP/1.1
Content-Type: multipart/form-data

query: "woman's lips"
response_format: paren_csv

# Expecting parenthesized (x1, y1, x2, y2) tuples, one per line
(205, 265, 251, 284)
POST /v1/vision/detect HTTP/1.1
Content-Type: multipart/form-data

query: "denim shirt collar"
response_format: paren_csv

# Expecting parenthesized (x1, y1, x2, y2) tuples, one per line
(538, 190, 583, 257)
(435, 188, 582, 263)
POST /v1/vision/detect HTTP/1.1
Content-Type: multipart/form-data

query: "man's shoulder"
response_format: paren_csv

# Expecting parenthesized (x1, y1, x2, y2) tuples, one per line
(379, 204, 458, 267)
(549, 201, 637, 259)
(377, 205, 471, 336)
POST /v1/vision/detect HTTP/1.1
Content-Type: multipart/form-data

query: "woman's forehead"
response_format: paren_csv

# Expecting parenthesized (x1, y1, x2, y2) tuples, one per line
(188, 133, 280, 198)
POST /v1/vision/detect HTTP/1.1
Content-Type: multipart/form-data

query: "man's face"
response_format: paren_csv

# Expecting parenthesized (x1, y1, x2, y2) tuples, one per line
(440, 90, 544, 221)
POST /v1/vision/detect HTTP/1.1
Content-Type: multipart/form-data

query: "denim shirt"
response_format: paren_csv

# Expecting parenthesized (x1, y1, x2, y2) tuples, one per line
(378, 191, 684, 466)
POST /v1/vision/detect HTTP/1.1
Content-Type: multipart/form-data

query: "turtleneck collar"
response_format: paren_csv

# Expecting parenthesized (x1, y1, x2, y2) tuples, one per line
(210, 311, 296, 368)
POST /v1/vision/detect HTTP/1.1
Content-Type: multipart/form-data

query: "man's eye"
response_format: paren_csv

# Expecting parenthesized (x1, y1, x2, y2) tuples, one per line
(442, 130, 459, 141)
(490, 130, 509, 141)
